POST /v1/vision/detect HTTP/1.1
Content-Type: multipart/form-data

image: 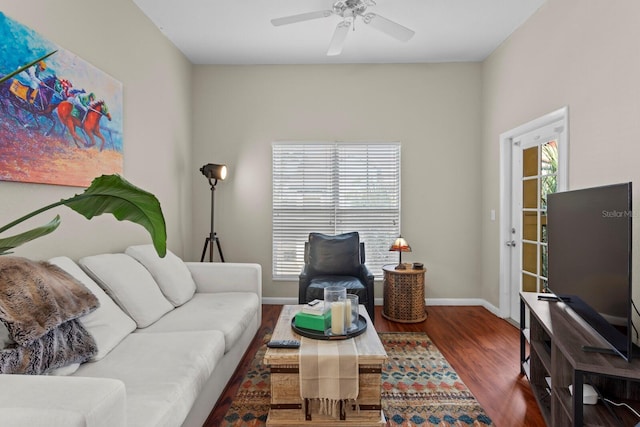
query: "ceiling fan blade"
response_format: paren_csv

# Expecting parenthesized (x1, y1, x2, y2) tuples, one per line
(363, 13, 415, 42)
(327, 20, 352, 56)
(271, 10, 333, 26)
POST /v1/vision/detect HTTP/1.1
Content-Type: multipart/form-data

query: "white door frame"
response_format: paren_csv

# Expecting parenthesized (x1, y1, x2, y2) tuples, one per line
(498, 106, 569, 319)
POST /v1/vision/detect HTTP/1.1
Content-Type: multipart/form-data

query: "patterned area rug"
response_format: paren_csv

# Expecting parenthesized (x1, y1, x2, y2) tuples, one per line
(222, 332, 493, 426)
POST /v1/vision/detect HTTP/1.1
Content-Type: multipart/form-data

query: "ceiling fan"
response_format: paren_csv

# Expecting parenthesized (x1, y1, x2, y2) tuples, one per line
(271, 0, 415, 56)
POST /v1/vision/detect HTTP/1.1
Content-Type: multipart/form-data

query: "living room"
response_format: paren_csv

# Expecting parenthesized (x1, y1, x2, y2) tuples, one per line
(1, 0, 639, 425)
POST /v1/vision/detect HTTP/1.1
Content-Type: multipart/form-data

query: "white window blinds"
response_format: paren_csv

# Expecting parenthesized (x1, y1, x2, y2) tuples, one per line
(272, 142, 401, 279)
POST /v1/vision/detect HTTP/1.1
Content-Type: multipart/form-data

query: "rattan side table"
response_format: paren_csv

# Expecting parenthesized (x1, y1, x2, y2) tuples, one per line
(382, 264, 427, 323)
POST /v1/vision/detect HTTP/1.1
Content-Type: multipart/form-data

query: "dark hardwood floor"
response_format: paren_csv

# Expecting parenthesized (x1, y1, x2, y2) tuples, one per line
(204, 305, 546, 427)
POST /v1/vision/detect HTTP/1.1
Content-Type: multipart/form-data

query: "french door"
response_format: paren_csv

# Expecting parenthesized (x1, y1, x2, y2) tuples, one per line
(501, 108, 568, 323)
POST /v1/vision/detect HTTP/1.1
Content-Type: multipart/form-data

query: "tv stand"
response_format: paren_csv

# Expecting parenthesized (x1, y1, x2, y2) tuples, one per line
(581, 345, 619, 356)
(520, 292, 640, 426)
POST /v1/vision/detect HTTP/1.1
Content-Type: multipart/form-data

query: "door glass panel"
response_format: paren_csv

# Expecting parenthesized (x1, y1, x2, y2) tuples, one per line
(523, 178, 538, 209)
(540, 278, 548, 293)
(522, 242, 538, 274)
(519, 137, 559, 293)
(541, 176, 556, 209)
(523, 147, 538, 177)
(541, 244, 548, 282)
(541, 141, 558, 176)
(522, 211, 538, 241)
(522, 273, 537, 292)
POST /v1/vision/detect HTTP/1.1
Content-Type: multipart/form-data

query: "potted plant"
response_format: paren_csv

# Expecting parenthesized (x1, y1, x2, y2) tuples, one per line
(0, 174, 166, 257)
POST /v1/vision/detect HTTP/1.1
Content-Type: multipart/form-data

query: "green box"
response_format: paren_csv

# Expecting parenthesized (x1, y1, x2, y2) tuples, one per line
(295, 311, 331, 332)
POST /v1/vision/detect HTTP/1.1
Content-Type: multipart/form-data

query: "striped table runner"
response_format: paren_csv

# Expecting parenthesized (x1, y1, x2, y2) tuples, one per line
(299, 337, 359, 419)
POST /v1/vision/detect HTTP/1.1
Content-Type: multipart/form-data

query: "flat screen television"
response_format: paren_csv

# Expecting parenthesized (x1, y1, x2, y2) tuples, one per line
(547, 182, 636, 361)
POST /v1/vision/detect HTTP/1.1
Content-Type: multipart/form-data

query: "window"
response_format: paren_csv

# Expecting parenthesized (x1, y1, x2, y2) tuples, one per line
(272, 142, 401, 279)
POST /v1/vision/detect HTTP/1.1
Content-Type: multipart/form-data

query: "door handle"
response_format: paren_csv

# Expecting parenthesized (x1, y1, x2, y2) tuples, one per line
(506, 240, 516, 247)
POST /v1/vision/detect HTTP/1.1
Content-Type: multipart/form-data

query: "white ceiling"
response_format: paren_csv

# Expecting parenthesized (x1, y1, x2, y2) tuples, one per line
(132, 0, 546, 65)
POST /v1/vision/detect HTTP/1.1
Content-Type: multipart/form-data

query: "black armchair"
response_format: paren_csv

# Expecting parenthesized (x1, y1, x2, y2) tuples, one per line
(298, 232, 375, 323)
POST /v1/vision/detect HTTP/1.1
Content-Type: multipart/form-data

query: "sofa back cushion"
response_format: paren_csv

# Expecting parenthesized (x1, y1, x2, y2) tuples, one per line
(125, 245, 196, 307)
(79, 254, 173, 328)
(49, 257, 137, 361)
(307, 232, 361, 276)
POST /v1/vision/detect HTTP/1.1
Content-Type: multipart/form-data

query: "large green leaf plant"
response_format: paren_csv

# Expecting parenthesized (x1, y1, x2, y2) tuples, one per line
(0, 174, 167, 257)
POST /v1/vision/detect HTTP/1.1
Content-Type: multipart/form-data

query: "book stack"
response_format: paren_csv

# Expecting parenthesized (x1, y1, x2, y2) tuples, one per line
(295, 300, 331, 331)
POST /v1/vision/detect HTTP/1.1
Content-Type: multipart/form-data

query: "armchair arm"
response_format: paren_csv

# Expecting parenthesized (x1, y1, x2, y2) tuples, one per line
(359, 264, 376, 324)
(299, 264, 312, 303)
(0, 375, 126, 427)
(359, 264, 374, 283)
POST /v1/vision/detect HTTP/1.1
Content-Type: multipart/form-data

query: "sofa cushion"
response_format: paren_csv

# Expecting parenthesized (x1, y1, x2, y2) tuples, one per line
(48, 363, 81, 376)
(0, 375, 126, 427)
(74, 331, 224, 427)
(0, 256, 99, 346)
(136, 292, 259, 353)
(79, 254, 173, 328)
(49, 257, 137, 361)
(308, 232, 361, 276)
(125, 244, 196, 307)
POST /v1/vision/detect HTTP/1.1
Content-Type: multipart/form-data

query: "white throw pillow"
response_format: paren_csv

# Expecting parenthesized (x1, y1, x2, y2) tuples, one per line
(79, 254, 174, 328)
(125, 245, 196, 307)
(48, 257, 137, 360)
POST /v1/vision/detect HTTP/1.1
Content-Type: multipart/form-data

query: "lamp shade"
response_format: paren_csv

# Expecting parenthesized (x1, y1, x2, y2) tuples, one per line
(389, 236, 411, 270)
(389, 236, 412, 253)
(200, 163, 227, 181)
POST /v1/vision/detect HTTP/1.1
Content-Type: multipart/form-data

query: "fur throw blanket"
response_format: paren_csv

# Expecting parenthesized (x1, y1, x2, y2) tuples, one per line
(0, 319, 96, 375)
(0, 257, 99, 374)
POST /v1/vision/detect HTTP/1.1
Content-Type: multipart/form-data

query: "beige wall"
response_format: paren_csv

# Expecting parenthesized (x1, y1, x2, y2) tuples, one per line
(191, 64, 483, 300)
(12, 0, 631, 308)
(0, 1, 193, 260)
(481, 0, 640, 307)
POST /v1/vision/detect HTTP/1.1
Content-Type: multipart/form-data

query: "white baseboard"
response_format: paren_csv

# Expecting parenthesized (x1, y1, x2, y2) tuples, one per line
(262, 297, 299, 305)
(261, 297, 501, 318)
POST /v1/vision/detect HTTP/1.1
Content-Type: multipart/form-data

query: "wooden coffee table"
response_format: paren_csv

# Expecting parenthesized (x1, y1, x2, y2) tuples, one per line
(264, 305, 387, 426)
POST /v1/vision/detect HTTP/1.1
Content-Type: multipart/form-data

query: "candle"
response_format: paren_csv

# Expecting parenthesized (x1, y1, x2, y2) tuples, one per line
(344, 298, 352, 329)
(331, 301, 345, 335)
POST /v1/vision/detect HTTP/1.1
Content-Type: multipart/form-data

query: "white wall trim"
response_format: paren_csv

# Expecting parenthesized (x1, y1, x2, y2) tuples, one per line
(262, 297, 300, 305)
(262, 297, 501, 318)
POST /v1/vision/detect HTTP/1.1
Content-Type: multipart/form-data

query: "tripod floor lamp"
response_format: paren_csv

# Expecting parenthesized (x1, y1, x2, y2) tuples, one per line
(200, 163, 227, 262)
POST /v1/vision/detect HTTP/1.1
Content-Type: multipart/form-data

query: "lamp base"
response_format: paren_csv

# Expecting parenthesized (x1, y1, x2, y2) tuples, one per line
(395, 263, 407, 270)
(200, 233, 225, 262)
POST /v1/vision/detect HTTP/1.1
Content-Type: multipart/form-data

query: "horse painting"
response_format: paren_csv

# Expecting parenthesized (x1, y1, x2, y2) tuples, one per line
(0, 74, 65, 135)
(57, 100, 111, 151)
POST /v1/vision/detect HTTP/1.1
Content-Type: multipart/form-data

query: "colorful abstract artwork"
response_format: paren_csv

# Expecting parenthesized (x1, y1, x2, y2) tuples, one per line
(0, 12, 123, 187)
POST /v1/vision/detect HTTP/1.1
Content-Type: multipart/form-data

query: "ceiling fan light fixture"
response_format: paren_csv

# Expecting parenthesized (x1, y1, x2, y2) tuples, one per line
(271, 0, 414, 56)
(333, 0, 369, 17)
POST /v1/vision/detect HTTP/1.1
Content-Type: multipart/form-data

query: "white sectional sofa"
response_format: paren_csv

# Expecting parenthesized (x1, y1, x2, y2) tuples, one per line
(0, 244, 262, 427)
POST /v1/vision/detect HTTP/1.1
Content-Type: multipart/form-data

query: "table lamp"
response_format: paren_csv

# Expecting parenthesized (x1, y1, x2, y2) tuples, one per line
(389, 236, 411, 270)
